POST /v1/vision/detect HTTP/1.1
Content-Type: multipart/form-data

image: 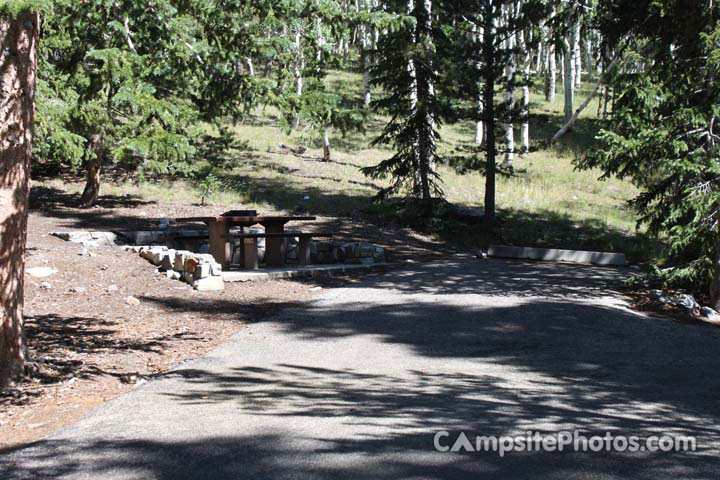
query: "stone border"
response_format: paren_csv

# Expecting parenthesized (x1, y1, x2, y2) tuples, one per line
(488, 245, 627, 266)
(125, 246, 225, 291)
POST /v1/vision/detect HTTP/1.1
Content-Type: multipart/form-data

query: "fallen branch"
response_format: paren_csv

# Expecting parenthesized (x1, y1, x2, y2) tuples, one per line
(551, 55, 624, 143)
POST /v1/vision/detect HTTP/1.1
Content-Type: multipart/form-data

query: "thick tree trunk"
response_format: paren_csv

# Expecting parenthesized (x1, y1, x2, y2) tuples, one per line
(79, 134, 102, 207)
(0, 11, 40, 386)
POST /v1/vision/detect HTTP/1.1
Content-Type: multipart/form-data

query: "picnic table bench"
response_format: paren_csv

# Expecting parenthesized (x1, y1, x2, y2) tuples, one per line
(234, 232, 333, 269)
(174, 215, 326, 269)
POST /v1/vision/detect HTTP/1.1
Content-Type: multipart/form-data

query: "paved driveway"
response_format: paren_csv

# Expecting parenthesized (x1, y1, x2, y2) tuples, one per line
(3, 259, 720, 479)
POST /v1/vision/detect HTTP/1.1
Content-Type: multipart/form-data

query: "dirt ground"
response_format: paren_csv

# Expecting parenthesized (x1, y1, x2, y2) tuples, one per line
(1, 182, 455, 451)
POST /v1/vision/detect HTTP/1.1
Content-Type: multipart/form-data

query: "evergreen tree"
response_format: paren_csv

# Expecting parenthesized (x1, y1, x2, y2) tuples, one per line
(362, 0, 444, 203)
(35, 0, 266, 206)
(580, 0, 720, 304)
(445, 0, 547, 223)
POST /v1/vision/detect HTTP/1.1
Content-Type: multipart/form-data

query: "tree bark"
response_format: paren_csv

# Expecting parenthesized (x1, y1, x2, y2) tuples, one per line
(546, 44, 556, 103)
(483, 7, 497, 224)
(502, 19, 515, 170)
(406, 0, 421, 197)
(322, 128, 331, 162)
(562, 39, 575, 125)
(0, 11, 40, 386)
(292, 28, 304, 130)
(573, 21, 582, 87)
(79, 134, 103, 207)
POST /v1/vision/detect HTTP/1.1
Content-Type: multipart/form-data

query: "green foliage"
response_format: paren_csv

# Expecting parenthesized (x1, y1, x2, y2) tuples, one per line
(199, 173, 221, 206)
(362, 0, 444, 202)
(0, 0, 50, 17)
(33, 0, 269, 181)
(580, 0, 720, 296)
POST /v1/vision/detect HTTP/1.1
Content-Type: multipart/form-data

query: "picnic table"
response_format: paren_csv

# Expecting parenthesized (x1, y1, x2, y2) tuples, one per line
(175, 215, 316, 269)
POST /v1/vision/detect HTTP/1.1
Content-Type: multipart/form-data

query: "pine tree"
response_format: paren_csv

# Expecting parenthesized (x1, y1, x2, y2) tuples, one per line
(362, 0, 443, 203)
(445, 0, 547, 223)
(580, 0, 720, 303)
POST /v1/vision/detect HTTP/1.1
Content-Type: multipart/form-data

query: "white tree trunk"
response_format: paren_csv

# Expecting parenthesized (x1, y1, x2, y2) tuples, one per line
(292, 28, 304, 129)
(562, 39, 575, 124)
(521, 54, 530, 159)
(322, 128, 331, 161)
(552, 55, 623, 142)
(547, 45, 556, 103)
(573, 21, 582, 87)
(502, 20, 516, 169)
(407, 0, 421, 195)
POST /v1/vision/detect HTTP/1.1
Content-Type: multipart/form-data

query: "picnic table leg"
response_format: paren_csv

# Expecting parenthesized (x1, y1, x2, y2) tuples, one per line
(243, 237, 258, 270)
(209, 221, 231, 270)
(264, 223, 286, 268)
(298, 237, 312, 266)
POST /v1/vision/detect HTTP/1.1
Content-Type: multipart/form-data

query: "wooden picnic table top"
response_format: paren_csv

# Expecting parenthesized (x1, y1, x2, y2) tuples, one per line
(175, 215, 316, 224)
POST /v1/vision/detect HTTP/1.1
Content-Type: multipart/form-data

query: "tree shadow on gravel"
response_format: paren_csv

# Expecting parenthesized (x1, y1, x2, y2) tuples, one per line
(0, 313, 200, 408)
(3, 262, 720, 478)
(29, 186, 160, 231)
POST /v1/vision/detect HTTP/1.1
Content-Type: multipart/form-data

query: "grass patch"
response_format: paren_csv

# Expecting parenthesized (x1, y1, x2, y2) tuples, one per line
(33, 71, 659, 262)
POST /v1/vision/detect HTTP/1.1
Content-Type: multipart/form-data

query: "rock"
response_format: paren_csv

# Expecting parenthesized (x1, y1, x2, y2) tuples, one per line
(69, 286, 86, 293)
(194, 253, 216, 264)
(184, 257, 200, 273)
(160, 250, 176, 271)
(674, 294, 699, 310)
(211, 263, 223, 276)
(89, 231, 119, 246)
(194, 263, 211, 280)
(174, 251, 193, 272)
(166, 270, 181, 280)
(107, 285, 119, 293)
(40, 281, 52, 290)
(125, 296, 140, 306)
(26, 267, 57, 278)
(182, 272, 195, 284)
(650, 289, 664, 301)
(193, 276, 225, 291)
(701, 306, 720, 322)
